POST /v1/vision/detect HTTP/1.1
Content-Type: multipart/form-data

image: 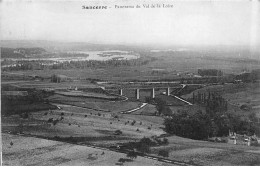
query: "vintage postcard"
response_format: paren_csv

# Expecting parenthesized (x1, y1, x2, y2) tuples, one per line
(1, 0, 260, 166)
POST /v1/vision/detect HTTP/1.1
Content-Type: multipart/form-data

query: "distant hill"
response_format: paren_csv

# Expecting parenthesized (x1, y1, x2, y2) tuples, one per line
(0, 40, 138, 52)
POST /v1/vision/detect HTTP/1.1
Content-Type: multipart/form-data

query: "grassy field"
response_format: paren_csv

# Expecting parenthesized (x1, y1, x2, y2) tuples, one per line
(48, 94, 141, 112)
(2, 133, 170, 166)
(3, 105, 260, 166)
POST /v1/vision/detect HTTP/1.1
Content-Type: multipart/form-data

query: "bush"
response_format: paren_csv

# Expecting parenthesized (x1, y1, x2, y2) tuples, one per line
(126, 151, 137, 159)
(162, 138, 169, 145)
(61, 112, 64, 116)
(158, 149, 169, 157)
(53, 119, 59, 125)
(47, 118, 53, 123)
(137, 144, 150, 154)
(22, 112, 29, 119)
(115, 130, 123, 135)
(114, 115, 119, 118)
(53, 136, 61, 141)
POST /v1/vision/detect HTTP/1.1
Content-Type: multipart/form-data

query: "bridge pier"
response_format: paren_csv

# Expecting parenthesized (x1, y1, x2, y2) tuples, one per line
(151, 88, 155, 98)
(166, 87, 170, 96)
(118, 89, 123, 96)
(135, 89, 140, 100)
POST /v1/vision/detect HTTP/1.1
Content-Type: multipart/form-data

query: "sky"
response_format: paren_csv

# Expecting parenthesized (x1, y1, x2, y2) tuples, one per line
(1, 0, 260, 50)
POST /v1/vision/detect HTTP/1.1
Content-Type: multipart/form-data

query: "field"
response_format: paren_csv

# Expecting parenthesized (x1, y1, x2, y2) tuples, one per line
(2, 133, 170, 166)
(3, 105, 260, 166)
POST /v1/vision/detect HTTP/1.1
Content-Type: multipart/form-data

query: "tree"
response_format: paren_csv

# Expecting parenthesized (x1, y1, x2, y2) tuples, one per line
(126, 151, 137, 160)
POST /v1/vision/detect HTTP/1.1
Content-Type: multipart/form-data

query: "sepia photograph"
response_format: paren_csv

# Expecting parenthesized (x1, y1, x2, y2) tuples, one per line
(1, 0, 260, 166)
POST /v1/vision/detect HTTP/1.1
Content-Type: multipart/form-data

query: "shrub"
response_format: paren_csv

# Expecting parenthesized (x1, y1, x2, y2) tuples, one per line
(47, 118, 53, 123)
(126, 151, 137, 159)
(54, 136, 61, 141)
(22, 112, 29, 119)
(115, 130, 123, 135)
(53, 119, 59, 125)
(162, 138, 169, 145)
(61, 112, 64, 116)
(137, 144, 150, 154)
(158, 149, 169, 157)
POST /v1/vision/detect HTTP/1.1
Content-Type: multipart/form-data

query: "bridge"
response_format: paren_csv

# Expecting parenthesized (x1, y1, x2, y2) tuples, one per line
(117, 87, 172, 100)
(116, 86, 193, 105)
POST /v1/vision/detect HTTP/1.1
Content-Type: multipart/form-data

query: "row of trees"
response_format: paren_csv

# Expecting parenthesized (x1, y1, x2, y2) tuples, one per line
(164, 91, 259, 140)
(164, 109, 259, 140)
(192, 92, 228, 113)
(1, 89, 54, 116)
(235, 70, 260, 82)
(2, 57, 157, 71)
